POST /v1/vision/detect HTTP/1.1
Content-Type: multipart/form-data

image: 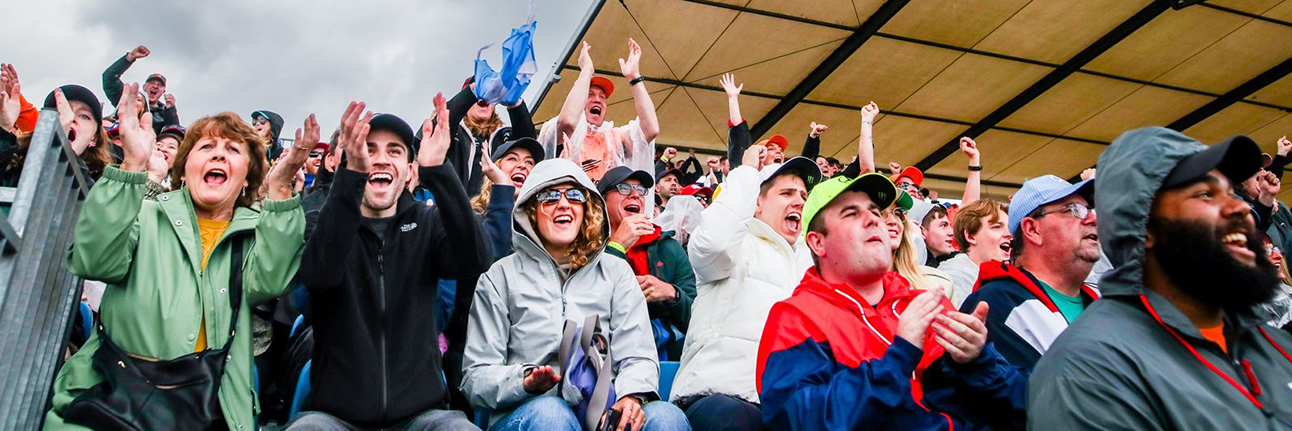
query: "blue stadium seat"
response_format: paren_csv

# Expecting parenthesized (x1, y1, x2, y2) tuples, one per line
(289, 360, 312, 419)
(290, 315, 305, 339)
(79, 302, 92, 338)
(659, 361, 680, 401)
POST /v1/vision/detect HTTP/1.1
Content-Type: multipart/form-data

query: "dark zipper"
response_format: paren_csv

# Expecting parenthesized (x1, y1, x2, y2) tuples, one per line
(377, 239, 389, 423)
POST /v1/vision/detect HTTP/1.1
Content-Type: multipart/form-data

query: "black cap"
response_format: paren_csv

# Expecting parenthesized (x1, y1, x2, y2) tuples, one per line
(760, 156, 824, 192)
(1163, 135, 1262, 189)
(597, 166, 654, 196)
(492, 137, 545, 164)
(655, 167, 682, 182)
(367, 113, 418, 161)
(43, 85, 103, 125)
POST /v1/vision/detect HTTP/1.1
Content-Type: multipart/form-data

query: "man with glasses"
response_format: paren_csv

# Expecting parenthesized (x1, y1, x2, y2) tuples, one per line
(304, 141, 328, 189)
(958, 175, 1101, 371)
(599, 166, 697, 360)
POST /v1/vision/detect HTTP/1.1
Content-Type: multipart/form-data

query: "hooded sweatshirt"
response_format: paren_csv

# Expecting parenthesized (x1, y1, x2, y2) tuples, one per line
(253, 110, 285, 161)
(298, 163, 491, 427)
(1029, 127, 1292, 430)
(462, 158, 658, 426)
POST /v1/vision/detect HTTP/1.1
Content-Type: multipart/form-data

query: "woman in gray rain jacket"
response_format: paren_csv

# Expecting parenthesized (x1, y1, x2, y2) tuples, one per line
(462, 158, 689, 431)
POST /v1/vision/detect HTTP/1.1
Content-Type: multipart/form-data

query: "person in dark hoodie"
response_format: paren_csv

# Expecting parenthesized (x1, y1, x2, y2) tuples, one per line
(444, 78, 535, 198)
(288, 95, 490, 431)
(252, 110, 286, 161)
(1029, 128, 1292, 430)
(102, 45, 179, 133)
(959, 175, 1100, 371)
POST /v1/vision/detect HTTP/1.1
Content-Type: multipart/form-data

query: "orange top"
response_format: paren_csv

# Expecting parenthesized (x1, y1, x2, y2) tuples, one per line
(194, 218, 230, 352)
(1199, 324, 1228, 354)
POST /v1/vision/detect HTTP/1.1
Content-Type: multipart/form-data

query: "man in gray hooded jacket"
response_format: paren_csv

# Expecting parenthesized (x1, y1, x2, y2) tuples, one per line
(1029, 127, 1292, 430)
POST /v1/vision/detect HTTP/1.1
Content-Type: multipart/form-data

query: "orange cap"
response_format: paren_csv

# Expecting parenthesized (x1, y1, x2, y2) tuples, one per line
(759, 134, 788, 151)
(590, 76, 615, 98)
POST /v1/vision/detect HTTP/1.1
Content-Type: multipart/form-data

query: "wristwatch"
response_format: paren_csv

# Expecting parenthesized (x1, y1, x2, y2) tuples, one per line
(967, 165, 983, 171)
(629, 76, 646, 86)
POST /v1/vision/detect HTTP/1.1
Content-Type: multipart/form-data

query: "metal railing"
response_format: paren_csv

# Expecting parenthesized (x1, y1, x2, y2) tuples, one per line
(0, 108, 91, 430)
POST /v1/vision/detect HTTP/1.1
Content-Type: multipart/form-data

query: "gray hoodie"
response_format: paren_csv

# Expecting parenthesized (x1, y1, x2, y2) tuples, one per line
(461, 158, 658, 424)
(1029, 127, 1292, 430)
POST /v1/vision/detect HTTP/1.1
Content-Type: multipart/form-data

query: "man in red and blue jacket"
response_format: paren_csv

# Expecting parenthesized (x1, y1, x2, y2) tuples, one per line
(756, 174, 1028, 431)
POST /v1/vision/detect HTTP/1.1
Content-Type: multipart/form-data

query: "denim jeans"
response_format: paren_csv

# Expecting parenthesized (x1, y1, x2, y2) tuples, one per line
(488, 396, 690, 431)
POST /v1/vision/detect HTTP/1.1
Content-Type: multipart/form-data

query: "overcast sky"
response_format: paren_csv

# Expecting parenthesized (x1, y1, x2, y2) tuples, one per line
(3, 0, 593, 137)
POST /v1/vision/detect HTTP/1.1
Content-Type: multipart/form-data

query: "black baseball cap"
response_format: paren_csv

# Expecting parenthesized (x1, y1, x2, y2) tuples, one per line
(367, 113, 417, 161)
(598, 166, 654, 196)
(43, 85, 103, 124)
(491, 137, 545, 164)
(1163, 135, 1262, 189)
(656, 167, 682, 183)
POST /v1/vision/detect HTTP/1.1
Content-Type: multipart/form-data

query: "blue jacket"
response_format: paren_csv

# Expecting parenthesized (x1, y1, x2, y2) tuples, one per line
(757, 268, 1028, 431)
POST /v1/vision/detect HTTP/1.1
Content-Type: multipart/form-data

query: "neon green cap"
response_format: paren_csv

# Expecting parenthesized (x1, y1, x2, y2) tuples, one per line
(801, 173, 898, 234)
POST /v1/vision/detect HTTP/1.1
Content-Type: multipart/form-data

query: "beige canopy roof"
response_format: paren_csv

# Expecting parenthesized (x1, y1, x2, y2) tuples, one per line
(531, 0, 1292, 200)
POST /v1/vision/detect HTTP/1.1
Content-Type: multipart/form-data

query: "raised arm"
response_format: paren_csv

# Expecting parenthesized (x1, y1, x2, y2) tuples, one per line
(621, 38, 658, 143)
(556, 42, 594, 140)
(419, 93, 492, 277)
(102, 46, 148, 108)
(688, 147, 764, 284)
(802, 122, 825, 160)
(960, 137, 981, 205)
(300, 102, 373, 291)
(858, 102, 879, 174)
(1271, 136, 1291, 180)
(68, 83, 155, 283)
(719, 73, 751, 169)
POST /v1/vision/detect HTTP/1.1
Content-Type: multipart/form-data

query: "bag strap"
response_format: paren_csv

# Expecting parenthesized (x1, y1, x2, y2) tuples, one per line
(219, 235, 247, 351)
(583, 315, 616, 431)
(559, 319, 579, 378)
(94, 235, 247, 354)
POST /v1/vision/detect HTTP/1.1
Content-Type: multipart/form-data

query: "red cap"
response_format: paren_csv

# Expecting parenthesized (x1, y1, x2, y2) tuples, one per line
(146, 73, 166, 85)
(759, 134, 789, 151)
(681, 184, 713, 197)
(590, 76, 615, 98)
(891, 166, 924, 187)
(313, 142, 330, 151)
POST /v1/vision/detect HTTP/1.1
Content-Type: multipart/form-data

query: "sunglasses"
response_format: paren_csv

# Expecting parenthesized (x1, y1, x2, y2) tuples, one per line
(309, 151, 325, 158)
(253, 118, 270, 126)
(896, 182, 918, 192)
(535, 188, 588, 205)
(1035, 203, 1092, 220)
(612, 183, 649, 197)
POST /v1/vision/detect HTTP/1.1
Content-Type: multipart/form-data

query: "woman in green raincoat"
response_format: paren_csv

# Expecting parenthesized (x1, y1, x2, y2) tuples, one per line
(44, 83, 318, 431)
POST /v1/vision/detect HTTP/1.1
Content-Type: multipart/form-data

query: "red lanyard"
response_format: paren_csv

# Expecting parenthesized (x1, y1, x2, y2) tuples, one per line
(1139, 295, 1264, 409)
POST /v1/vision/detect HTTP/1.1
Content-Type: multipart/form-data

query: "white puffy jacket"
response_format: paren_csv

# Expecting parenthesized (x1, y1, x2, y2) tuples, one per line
(672, 165, 811, 404)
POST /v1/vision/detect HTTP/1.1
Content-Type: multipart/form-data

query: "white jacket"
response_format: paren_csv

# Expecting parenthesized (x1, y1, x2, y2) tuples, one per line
(672, 165, 810, 404)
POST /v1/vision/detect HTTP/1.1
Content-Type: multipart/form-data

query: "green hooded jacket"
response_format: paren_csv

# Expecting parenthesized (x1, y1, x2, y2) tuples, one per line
(1028, 127, 1292, 430)
(606, 229, 698, 359)
(43, 166, 305, 431)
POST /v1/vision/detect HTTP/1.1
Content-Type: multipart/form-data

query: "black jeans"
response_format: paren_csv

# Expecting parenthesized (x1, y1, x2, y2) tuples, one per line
(680, 394, 765, 431)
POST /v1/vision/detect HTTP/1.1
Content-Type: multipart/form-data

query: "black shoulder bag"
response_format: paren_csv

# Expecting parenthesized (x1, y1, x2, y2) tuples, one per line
(64, 236, 246, 431)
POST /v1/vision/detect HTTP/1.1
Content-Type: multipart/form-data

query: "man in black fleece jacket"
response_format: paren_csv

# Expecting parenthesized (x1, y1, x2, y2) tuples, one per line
(290, 96, 490, 431)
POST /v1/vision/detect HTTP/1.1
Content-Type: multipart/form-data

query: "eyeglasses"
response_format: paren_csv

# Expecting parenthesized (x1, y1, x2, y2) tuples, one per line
(535, 188, 588, 205)
(612, 183, 649, 197)
(896, 181, 917, 192)
(253, 118, 270, 126)
(1035, 203, 1092, 220)
(885, 207, 908, 220)
(309, 151, 325, 158)
(1266, 245, 1281, 255)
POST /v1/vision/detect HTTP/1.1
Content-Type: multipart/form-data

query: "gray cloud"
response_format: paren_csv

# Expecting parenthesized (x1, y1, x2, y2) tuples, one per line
(3, 0, 593, 139)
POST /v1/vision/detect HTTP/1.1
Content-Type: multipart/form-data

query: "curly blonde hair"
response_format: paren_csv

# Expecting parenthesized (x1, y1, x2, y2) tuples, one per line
(524, 186, 607, 271)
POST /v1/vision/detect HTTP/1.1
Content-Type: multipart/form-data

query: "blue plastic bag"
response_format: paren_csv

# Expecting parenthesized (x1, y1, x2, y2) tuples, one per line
(474, 0, 538, 105)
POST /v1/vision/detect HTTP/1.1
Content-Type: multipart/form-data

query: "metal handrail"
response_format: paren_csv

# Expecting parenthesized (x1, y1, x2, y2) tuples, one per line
(0, 108, 91, 430)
